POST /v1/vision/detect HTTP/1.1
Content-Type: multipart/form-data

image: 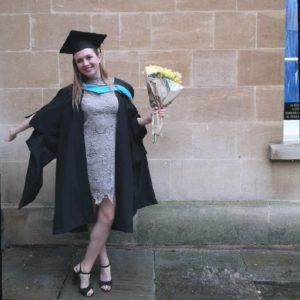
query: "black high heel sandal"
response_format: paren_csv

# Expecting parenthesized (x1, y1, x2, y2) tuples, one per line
(73, 264, 94, 297)
(99, 263, 112, 292)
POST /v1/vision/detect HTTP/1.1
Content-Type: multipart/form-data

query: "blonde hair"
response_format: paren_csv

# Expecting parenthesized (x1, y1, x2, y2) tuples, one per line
(72, 48, 111, 109)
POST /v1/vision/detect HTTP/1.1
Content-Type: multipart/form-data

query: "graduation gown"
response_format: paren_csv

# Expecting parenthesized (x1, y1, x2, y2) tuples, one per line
(19, 78, 157, 234)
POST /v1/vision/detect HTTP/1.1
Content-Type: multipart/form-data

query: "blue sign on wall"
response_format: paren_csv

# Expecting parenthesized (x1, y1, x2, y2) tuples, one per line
(284, 0, 299, 120)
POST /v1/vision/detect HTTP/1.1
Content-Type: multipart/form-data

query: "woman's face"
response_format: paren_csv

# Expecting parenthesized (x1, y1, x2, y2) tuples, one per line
(73, 48, 101, 80)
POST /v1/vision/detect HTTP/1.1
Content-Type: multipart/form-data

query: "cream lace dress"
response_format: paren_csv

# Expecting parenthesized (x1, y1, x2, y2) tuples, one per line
(81, 78, 119, 204)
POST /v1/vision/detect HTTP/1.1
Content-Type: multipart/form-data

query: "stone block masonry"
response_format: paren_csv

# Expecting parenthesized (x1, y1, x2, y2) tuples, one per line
(1, 0, 299, 246)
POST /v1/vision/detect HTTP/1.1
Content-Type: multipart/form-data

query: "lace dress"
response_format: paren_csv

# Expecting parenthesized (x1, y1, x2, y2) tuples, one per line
(81, 78, 119, 204)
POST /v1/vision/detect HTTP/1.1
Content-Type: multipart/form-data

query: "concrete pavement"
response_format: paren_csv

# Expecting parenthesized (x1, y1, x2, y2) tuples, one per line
(2, 246, 300, 300)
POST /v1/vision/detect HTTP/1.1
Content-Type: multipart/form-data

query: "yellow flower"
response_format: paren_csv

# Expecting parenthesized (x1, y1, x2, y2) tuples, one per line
(144, 65, 182, 83)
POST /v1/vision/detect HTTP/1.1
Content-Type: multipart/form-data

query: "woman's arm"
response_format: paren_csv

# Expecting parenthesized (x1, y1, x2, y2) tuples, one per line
(137, 107, 165, 126)
(5, 115, 33, 142)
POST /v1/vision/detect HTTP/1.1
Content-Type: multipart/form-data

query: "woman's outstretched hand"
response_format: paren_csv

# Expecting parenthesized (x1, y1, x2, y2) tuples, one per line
(4, 116, 33, 142)
(5, 128, 17, 142)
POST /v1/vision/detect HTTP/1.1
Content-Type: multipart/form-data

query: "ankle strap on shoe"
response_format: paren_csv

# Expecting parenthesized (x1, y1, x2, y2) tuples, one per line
(100, 263, 111, 268)
(79, 263, 91, 275)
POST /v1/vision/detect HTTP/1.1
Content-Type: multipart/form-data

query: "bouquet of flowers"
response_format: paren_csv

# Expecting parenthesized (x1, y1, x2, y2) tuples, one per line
(144, 65, 184, 143)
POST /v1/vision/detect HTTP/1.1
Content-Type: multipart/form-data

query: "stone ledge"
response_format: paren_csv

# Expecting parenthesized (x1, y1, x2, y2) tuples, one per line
(2, 200, 300, 247)
(269, 141, 300, 160)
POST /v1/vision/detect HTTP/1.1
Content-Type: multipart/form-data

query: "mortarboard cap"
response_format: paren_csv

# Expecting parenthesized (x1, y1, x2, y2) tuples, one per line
(59, 30, 107, 54)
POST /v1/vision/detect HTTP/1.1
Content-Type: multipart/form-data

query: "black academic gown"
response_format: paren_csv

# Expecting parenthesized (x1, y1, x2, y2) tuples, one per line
(19, 78, 157, 234)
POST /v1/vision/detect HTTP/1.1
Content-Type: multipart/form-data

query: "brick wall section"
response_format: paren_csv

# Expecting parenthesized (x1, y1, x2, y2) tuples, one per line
(1, 0, 299, 210)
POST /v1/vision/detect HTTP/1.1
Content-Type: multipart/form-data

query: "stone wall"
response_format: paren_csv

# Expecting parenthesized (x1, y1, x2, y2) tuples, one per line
(1, 0, 300, 245)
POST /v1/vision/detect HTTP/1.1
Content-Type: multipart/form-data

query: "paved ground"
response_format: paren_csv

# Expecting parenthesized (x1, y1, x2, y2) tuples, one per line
(2, 245, 300, 300)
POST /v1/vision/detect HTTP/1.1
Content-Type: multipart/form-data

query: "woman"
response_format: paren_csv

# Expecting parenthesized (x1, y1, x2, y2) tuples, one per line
(6, 30, 164, 297)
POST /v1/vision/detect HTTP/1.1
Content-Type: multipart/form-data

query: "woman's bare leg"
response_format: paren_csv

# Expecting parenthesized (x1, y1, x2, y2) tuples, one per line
(99, 245, 112, 291)
(98, 196, 115, 292)
(75, 197, 115, 296)
(86, 202, 113, 290)
(86, 224, 112, 292)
